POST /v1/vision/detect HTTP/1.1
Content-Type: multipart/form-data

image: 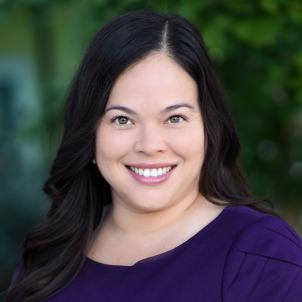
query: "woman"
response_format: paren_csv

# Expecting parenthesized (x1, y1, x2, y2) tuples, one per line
(5, 9, 302, 302)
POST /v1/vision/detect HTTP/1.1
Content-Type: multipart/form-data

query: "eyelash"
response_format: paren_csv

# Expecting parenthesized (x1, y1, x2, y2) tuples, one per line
(110, 114, 188, 127)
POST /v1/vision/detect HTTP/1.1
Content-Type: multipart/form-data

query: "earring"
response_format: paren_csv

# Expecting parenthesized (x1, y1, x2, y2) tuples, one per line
(92, 159, 96, 164)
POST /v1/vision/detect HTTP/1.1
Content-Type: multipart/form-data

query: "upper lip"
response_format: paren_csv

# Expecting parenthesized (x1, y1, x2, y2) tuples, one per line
(125, 163, 178, 169)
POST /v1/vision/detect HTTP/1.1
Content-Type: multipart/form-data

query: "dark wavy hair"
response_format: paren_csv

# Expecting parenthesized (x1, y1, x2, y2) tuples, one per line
(5, 9, 280, 302)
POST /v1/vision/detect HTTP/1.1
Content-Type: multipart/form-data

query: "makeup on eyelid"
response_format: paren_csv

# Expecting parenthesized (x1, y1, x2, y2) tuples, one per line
(110, 114, 188, 126)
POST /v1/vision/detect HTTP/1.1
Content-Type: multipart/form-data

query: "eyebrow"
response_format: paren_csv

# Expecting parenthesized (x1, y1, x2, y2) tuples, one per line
(105, 102, 195, 115)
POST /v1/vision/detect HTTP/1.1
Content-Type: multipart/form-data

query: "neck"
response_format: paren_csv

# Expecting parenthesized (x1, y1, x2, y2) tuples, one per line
(104, 193, 208, 238)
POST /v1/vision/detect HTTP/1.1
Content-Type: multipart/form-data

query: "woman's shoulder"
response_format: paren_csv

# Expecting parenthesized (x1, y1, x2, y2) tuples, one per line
(221, 204, 302, 300)
(225, 204, 302, 256)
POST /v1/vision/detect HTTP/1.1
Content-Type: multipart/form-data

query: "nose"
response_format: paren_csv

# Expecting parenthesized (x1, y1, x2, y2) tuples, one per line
(133, 124, 167, 155)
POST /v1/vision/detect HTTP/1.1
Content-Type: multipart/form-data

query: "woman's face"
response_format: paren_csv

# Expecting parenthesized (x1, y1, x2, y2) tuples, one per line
(95, 53, 205, 213)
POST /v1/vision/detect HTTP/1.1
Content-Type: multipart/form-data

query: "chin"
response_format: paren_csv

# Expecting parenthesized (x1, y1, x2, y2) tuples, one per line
(130, 200, 170, 213)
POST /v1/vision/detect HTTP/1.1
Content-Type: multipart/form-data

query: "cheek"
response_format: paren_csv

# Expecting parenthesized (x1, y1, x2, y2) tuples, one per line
(169, 126, 204, 157)
(95, 128, 132, 182)
(96, 127, 132, 160)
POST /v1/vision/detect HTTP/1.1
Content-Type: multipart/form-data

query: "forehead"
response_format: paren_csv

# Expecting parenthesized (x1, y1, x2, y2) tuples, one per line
(106, 53, 198, 111)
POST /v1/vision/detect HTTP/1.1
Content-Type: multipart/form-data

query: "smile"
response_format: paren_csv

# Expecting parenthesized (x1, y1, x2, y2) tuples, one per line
(125, 165, 177, 185)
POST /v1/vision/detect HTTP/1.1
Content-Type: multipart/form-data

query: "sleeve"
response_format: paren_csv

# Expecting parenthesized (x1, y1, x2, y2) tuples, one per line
(221, 216, 302, 302)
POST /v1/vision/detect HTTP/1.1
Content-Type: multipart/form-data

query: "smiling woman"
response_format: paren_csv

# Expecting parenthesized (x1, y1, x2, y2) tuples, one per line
(4, 9, 302, 302)
(95, 53, 206, 213)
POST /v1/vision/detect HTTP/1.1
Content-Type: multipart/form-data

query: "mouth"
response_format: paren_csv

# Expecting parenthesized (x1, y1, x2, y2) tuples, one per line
(124, 164, 178, 185)
(125, 164, 177, 173)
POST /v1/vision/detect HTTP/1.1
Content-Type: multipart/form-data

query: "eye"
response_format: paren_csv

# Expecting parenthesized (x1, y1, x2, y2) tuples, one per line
(110, 115, 133, 127)
(167, 114, 187, 124)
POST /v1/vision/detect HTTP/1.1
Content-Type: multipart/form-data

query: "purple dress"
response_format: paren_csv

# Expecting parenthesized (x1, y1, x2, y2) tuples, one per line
(9, 205, 302, 301)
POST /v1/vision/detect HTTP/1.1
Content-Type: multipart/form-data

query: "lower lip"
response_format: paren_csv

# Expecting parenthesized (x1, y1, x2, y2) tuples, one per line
(126, 166, 176, 185)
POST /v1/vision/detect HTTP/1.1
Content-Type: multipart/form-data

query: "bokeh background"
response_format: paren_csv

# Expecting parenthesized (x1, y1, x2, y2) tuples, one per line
(1, 0, 302, 299)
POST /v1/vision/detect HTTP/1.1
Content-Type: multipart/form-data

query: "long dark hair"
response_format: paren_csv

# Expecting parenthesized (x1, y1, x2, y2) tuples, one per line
(5, 9, 280, 302)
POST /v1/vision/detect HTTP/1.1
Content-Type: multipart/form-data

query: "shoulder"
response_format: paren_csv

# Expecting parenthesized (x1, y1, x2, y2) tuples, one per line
(7, 254, 22, 292)
(223, 205, 302, 266)
(221, 205, 302, 301)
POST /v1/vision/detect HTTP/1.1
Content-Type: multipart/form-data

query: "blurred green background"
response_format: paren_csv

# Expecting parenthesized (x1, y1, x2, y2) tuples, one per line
(1, 0, 301, 299)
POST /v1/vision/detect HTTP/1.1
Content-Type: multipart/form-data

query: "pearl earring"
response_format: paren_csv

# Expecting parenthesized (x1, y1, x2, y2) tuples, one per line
(92, 159, 96, 164)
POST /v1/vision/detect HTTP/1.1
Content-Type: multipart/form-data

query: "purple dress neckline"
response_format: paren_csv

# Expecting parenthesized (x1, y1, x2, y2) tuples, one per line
(85, 204, 231, 268)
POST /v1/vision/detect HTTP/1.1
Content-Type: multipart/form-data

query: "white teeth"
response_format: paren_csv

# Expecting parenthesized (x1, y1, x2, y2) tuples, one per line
(129, 166, 173, 177)
(144, 169, 151, 177)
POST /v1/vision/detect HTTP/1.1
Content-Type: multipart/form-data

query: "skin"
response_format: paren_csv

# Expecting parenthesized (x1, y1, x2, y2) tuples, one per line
(88, 52, 227, 265)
